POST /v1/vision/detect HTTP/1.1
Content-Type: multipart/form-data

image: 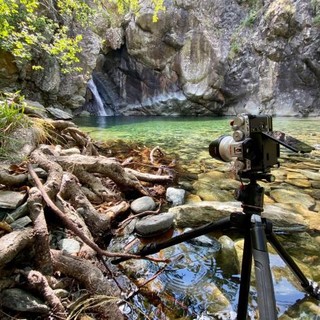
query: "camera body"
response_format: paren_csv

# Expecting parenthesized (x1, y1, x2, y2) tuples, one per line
(209, 114, 280, 175)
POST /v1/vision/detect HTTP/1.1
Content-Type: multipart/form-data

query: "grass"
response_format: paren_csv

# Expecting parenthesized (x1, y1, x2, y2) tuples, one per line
(0, 91, 54, 161)
(0, 92, 30, 160)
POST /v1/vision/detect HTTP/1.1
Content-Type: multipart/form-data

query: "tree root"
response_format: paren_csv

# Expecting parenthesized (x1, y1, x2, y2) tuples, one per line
(0, 121, 177, 318)
(51, 249, 124, 319)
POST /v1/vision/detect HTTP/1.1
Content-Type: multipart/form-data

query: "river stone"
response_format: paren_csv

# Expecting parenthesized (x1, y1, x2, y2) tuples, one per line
(311, 181, 320, 189)
(0, 190, 27, 209)
(130, 196, 156, 214)
(169, 201, 241, 228)
(0, 288, 49, 313)
(166, 187, 186, 206)
(46, 107, 73, 120)
(285, 178, 311, 188)
(269, 189, 316, 209)
(58, 238, 81, 254)
(169, 201, 308, 231)
(192, 181, 234, 201)
(299, 170, 320, 181)
(135, 212, 174, 237)
(10, 216, 32, 230)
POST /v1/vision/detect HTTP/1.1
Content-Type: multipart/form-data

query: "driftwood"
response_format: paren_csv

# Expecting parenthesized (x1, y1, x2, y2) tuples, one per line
(58, 172, 111, 236)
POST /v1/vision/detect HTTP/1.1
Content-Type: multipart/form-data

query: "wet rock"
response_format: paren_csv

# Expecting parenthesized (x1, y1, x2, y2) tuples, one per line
(169, 201, 240, 228)
(299, 170, 320, 181)
(285, 179, 311, 188)
(203, 282, 231, 314)
(130, 196, 156, 214)
(192, 181, 234, 201)
(166, 187, 186, 206)
(4, 203, 28, 223)
(169, 201, 308, 231)
(0, 288, 50, 313)
(216, 235, 240, 276)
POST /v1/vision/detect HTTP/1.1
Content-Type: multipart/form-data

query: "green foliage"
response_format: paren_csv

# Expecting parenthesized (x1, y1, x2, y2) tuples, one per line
(0, 0, 166, 74)
(113, 0, 165, 22)
(241, 9, 258, 27)
(311, 0, 320, 26)
(0, 0, 88, 73)
(0, 91, 30, 159)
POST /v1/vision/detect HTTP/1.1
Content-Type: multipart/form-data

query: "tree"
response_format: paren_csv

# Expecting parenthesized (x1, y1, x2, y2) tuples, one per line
(0, 0, 165, 74)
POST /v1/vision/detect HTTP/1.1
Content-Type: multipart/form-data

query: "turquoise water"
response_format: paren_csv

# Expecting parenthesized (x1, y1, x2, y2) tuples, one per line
(74, 116, 319, 149)
(74, 116, 320, 173)
(74, 116, 320, 319)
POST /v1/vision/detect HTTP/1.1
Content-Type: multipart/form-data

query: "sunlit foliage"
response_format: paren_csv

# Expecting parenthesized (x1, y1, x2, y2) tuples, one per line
(0, 0, 165, 74)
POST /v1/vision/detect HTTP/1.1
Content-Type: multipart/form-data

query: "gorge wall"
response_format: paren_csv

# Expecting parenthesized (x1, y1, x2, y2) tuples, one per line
(2, 0, 320, 117)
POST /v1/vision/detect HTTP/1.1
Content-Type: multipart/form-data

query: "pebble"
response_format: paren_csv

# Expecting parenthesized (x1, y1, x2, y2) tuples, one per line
(135, 212, 174, 237)
(58, 238, 81, 254)
(166, 187, 186, 206)
(130, 196, 156, 214)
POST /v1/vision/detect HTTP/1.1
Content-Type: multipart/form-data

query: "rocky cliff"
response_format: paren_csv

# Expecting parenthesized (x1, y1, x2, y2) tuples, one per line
(2, 0, 320, 117)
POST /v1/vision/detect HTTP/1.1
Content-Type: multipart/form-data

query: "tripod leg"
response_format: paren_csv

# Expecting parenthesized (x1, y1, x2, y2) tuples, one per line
(268, 231, 320, 299)
(237, 231, 252, 320)
(250, 214, 277, 320)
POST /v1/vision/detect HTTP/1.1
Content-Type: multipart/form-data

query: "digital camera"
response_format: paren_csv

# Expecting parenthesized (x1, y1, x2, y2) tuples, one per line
(209, 114, 314, 176)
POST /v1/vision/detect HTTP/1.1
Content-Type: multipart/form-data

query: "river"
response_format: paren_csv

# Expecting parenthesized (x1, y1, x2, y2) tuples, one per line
(74, 116, 320, 319)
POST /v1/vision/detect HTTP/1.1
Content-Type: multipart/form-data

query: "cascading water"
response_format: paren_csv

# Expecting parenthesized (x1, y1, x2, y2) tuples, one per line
(87, 79, 108, 116)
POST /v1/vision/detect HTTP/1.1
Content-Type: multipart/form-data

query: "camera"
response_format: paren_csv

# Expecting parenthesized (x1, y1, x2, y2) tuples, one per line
(209, 114, 314, 177)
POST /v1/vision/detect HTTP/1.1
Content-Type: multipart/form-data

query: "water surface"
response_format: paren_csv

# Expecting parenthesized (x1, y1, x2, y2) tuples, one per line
(74, 116, 320, 319)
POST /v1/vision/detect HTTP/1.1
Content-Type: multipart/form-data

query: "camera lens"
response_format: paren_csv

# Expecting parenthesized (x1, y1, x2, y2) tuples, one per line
(209, 135, 235, 162)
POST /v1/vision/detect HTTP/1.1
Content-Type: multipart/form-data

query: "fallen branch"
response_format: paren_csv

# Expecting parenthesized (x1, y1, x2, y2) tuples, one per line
(59, 172, 111, 236)
(30, 149, 63, 200)
(150, 146, 164, 164)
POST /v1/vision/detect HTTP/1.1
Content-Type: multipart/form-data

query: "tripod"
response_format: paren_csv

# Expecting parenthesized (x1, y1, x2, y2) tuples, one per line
(113, 173, 320, 319)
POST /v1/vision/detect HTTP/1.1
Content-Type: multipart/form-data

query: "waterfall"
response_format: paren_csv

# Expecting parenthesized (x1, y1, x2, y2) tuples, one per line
(87, 79, 107, 116)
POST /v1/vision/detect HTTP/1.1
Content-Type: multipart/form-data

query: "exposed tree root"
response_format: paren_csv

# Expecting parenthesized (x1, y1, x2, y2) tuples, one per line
(0, 119, 177, 319)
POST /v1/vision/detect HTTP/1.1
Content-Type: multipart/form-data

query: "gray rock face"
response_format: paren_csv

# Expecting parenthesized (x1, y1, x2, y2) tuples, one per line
(83, 0, 320, 116)
(3, 0, 320, 116)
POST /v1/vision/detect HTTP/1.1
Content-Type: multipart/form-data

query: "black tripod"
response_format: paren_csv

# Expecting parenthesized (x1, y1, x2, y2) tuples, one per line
(113, 173, 320, 319)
